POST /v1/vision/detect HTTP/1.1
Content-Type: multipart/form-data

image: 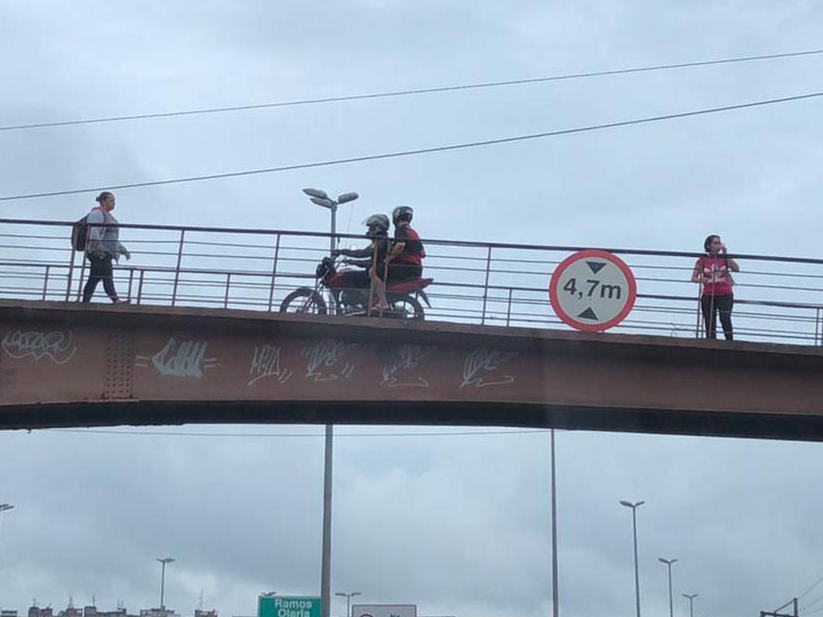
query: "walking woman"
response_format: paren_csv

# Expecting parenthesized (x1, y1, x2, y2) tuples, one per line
(691, 234, 739, 340)
(82, 191, 131, 303)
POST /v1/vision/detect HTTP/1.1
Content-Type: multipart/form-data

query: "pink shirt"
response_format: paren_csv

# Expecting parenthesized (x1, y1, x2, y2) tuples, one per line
(697, 256, 733, 296)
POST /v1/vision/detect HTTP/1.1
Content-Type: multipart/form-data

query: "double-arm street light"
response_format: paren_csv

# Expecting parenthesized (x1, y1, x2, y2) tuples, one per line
(302, 188, 360, 255)
(682, 593, 698, 617)
(156, 557, 175, 610)
(335, 591, 361, 617)
(302, 187, 358, 617)
(619, 500, 645, 617)
(658, 557, 678, 617)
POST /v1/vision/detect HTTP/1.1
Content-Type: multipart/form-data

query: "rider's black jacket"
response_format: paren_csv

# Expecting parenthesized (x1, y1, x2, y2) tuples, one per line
(335, 236, 389, 269)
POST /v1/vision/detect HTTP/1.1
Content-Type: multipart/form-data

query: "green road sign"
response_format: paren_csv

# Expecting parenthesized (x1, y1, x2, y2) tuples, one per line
(259, 596, 322, 617)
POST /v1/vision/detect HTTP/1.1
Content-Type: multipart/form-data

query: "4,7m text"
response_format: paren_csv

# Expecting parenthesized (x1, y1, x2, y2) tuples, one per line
(562, 278, 622, 300)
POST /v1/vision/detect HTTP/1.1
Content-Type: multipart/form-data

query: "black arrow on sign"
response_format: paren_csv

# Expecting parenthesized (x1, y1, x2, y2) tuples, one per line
(586, 261, 606, 274)
(578, 307, 598, 320)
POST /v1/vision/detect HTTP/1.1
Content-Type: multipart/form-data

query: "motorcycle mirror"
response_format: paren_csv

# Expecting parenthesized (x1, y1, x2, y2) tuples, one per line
(337, 192, 359, 204)
(303, 188, 329, 199)
(310, 197, 335, 209)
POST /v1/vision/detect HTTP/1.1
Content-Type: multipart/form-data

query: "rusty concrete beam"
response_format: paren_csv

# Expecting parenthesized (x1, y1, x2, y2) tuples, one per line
(1, 299, 823, 441)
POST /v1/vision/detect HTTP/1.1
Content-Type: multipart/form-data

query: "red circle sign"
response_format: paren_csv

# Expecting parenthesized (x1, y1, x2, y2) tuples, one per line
(549, 250, 637, 332)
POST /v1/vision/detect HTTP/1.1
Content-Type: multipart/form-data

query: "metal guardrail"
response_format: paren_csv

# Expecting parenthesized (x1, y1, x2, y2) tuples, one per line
(1, 218, 822, 345)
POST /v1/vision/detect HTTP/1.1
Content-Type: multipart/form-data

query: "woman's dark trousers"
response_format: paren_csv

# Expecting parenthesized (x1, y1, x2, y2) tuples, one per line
(82, 253, 118, 302)
(701, 294, 733, 340)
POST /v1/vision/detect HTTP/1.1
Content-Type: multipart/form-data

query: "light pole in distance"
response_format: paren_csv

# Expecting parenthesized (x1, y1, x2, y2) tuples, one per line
(658, 557, 678, 617)
(682, 593, 698, 617)
(302, 188, 359, 255)
(619, 500, 645, 617)
(0, 504, 14, 553)
(302, 187, 358, 617)
(335, 591, 361, 617)
(156, 557, 175, 610)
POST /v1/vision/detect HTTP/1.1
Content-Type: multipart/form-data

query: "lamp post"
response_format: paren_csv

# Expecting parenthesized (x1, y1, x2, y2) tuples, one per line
(658, 557, 678, 617)
(335, 591, 361, 617)
(682, 593, 698, 617)
(0, 504, 14, 553)
(156, 557, 174, 610)
(619, 500, 644, 617)
(302, 188, 359, 255)
(550, 430, 559, 617)
(302, 188, 358, 617)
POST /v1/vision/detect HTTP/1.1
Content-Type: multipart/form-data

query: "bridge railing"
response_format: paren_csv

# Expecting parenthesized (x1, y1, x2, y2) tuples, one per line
(1, 218, 822, 345)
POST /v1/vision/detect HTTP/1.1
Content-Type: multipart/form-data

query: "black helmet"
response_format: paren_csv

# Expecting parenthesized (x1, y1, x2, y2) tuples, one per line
(364, 213, 389, 237)
(392, 206, 413, 224)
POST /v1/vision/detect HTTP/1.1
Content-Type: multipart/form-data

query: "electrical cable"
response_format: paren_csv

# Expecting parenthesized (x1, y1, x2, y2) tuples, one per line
(1, 48, 821, 132)
(799, 574, 823, 601)
(1, 89, 821, 203)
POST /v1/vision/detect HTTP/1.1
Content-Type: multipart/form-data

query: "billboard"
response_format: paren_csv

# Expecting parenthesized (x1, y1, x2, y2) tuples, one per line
(351, 605, 416, 617)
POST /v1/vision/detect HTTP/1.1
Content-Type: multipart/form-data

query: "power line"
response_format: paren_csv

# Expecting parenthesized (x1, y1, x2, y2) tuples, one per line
(799, 574, 823, 601)
(1, 88, 821, 203)
(1, 48, 821, 133)
(44, 427, 554, 438)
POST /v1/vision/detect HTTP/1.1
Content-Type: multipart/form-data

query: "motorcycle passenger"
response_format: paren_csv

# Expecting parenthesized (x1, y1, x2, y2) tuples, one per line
(332, 214, 390, 306)
(386, 206, 425, 283)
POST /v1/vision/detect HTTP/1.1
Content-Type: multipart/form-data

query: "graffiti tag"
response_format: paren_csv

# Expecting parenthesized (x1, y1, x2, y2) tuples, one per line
(136, 337, 218, 378)
(460, 348, 519, 389)
(302, 339, 356, 381)
(248, 344, 293, 386)
(380, 344, 436, 388)
(1, 330, 77, 364)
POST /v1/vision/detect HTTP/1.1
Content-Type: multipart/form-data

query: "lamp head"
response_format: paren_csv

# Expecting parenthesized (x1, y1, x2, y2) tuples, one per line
(337, 192, 359, 204)
(310, 197, 335, 209)
(303, 188, 329, 200)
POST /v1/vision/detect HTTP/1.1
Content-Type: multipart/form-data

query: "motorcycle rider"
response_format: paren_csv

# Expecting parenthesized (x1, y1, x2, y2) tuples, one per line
(332, 214, 390, 308)
(386, 206, 425, 283)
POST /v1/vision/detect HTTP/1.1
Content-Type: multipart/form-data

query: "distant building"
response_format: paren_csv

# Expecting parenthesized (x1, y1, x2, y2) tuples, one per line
(28, 607, 53, 617)
(2, 610, 20, 617)
(194, 611, 217, 617)
(140, 609, 180, 617)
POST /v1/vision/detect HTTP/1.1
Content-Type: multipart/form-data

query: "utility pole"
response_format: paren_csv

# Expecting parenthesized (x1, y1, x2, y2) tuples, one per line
(761, 597, 798, 617)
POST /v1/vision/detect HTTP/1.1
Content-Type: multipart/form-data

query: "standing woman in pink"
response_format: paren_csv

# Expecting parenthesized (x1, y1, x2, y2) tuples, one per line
(691, 234, 739, 340)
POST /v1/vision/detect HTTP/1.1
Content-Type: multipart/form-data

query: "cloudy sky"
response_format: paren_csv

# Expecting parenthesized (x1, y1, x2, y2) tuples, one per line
(2, 2, 823, 617)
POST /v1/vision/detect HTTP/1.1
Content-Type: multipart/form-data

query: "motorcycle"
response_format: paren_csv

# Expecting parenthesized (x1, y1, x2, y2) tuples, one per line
(279, 256, 433, 320)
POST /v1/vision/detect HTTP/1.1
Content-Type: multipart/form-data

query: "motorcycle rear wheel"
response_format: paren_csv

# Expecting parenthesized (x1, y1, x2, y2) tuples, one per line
(279, 288, 328, 315)
(389, 295, 425, 321)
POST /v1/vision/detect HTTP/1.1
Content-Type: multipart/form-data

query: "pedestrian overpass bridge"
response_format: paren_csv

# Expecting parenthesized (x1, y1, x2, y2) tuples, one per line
(2, 298, 823, 441)
(2, 218, 823, 440)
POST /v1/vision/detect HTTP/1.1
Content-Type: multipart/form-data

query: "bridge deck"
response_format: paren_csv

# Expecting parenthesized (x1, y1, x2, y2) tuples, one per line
(2, 299, 822, 441)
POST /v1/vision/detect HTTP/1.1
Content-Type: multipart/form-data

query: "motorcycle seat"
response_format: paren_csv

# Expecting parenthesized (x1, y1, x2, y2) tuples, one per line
(387, 277, 433, 293)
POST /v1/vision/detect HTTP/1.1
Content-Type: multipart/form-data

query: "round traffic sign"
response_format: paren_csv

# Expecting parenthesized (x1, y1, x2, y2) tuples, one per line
(549, 250, 637, 332)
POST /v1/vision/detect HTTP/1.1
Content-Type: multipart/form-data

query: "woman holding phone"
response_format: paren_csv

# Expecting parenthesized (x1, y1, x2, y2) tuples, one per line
(691, 234, 739, 340)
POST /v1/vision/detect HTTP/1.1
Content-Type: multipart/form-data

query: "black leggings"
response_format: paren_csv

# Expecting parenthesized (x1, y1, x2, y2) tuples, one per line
(701, 293, 733, 340)
(83, 253, 119, 302)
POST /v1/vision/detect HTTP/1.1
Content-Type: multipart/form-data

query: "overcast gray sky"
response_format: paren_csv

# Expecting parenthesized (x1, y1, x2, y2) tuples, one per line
(2, 2, 823, 617)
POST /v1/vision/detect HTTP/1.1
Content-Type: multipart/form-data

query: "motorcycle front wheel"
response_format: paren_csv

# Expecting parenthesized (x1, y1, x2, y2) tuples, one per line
(388, 295, 425, 321)
(279, 288, 328, 315)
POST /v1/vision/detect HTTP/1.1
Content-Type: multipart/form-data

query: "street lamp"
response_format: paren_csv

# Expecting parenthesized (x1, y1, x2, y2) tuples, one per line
(658, 557, 678, 617)
(682, 593, 698, 617)
(335, 591, 361, 617)
(619, 500, 645, 617)
(156, 557, 175, 610)
(302, 188, 359, 254)
(302, 187, 358, 617)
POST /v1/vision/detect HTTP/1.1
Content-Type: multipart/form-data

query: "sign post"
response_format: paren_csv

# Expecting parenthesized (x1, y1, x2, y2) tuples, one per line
(549, 249, 637, 332)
